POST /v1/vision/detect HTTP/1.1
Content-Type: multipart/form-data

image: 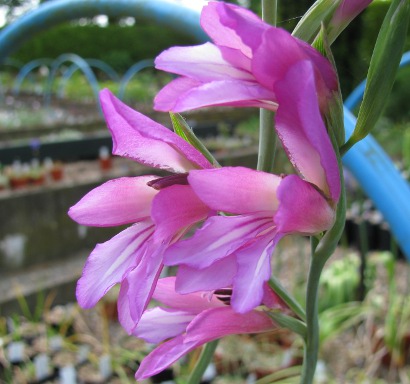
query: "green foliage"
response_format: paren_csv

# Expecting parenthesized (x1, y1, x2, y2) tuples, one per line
(9, 22, 196, 73)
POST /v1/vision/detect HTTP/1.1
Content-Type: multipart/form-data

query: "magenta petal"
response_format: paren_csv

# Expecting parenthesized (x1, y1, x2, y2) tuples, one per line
(68, 176, 157, 227)
(151, 185, 210, 242)
(184, 307, 275, 344)
(231, 234, 281, 313)
(201, 2, 268, 56)
(188, 167, 281, 214)
(117, 243, 165, 333)
(274, 61, 340, 201)
(153, 277, 224, 312)
(76, 222, 154, 309)
(275, 175, 335, 234)
(100, 89, 212, 172)
(155, 43, 253, 81)
(163, 214, 272, 268)
(175, 256, 237, 294)
(133, 307, 194, 343)
(155, 77, 277, 113)
(136, 335, 197, 380)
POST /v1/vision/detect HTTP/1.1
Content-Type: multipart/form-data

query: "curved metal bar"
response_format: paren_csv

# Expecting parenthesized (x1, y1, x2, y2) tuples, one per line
(44, 53, 101, 107)
(117, 59, 154, 99)
(342, 108, 410, 259)
(0, 0, 208, 64)
(58, 59, 120, 98)
(344, 51, 410, 111)
(12, 58, 53, 96)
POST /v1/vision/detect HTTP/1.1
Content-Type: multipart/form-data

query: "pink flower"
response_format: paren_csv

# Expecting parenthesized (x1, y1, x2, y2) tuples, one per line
(163, 61, 341, 313)
(68, 89, 213, 333)
(154, 1, 337, 113)
(134, 277, 286, 380)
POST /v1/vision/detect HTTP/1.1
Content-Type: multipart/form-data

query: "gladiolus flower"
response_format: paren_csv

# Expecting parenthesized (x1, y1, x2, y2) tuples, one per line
(154, 1, 337, 113)
(134, 277, 286, 380)
(163, 61, 341, 313)
(68, 89, 212, 333)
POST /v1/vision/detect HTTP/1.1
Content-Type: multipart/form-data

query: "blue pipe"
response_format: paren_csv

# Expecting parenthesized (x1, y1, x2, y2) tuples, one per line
(0, 0, 208, 64)
(118, 59, 154, 99)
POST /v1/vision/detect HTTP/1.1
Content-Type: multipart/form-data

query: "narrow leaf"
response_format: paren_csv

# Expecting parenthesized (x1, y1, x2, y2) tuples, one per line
(268, 311, 307, 339)
(169, 113, 219, 167)
(341, 0, 410, 155)
(292, 0, 341, 43)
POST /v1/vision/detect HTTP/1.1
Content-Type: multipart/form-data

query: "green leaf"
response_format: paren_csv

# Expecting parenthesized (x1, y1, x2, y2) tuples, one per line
(169, 112, 219, 167)
(267, 311, 307, 339)
(292, 0, 341, 43)
(341, 0, 410, 155)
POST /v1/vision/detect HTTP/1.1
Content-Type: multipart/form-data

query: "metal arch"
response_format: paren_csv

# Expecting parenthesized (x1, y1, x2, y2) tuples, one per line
(12, 58, 54, 96)
(58, 59, 120, 98)
(0, 0, 208, 64)
(44, 53, 101, 107)
(117, 59, 154, 99)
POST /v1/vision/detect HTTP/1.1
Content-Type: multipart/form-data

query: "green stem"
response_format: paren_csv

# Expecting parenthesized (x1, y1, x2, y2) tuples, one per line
(268, 276, 306, 321)
(257, 0, 278, 173)
(300, 237, 325, 384)
(187, 340, 219, 384)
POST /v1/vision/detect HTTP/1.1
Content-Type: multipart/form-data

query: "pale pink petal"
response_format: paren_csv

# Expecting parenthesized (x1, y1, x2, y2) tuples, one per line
(153, 277, 225, 312)
(201, 2, 268, 56)
(68, 176, 157, 227)
(134, 307, 194, 343)
(184, 306, 275, 344)
(188, 167, 281, 214)
(155, 43, 253, 81)
(274, 61, 340, 201)
(136, 307, 275, 380)
(252, 28, 337, 99)
(163, 214, 272, 268)
(231, 234, 281, 313)
(175, 256, 237, 294)
(117, 242, 165, 333)
(100, 89, 212, 172)
(136, 335, 196, 380)
(154, 78, 277, 113)
(275, 175, 335, 234)
(151, 185, 211, 242)
(76, 222, 154, 309)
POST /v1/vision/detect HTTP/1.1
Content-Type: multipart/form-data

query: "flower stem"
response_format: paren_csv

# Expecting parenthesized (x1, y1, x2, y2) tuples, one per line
(257, 0, 278, 173)
(187, 340, 219, 384)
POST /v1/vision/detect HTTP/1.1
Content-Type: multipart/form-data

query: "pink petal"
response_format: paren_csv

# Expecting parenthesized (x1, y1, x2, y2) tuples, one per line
(151, 184, 211, 242)
(330, 0, 372, 34)
(163, 214, 272, 268)
(117, 242, 165, 333)
(184, 307, 275, 344)
(262, 282, 289, 310)
(136, 335, 196, 380)
(175, 256, 237, 294)
(201, 2, 268, 57)
(275, 175, 335, 234)
(231, 234, 281, 313)
(76, 222, 154, 309)
(154, 77, 277, 113)
(134, 307, 194, 343)
(153, 277, 225, 312)
(68, 176, 157, 227)
(274, 61, 340, 201)
(136, 307, 275, 380)
(155, 43, 253, 81)
(188, 167, 281, 214)
(252, 28, 337, 101)
(100, 89, 212, 172)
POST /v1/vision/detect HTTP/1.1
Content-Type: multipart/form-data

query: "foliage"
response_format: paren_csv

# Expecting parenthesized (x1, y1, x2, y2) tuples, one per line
(7, 22, 196, 73)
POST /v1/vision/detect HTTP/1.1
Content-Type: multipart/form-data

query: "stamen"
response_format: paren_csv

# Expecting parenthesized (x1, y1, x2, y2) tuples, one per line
(147, 173, 189, 190)
(214, 288, 233, 305)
